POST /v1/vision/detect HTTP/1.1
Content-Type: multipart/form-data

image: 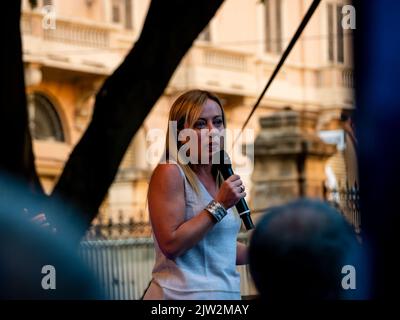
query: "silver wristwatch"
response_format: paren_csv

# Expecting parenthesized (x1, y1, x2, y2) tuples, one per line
(205, 200, 228, 222)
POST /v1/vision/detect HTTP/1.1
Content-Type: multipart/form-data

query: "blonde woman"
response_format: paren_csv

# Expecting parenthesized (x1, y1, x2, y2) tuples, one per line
(143, 90, 248, 300)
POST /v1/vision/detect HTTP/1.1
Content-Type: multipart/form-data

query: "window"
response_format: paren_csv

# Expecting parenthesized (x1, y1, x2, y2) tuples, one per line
(265, 0, 283, 54)
(112, 0, 121, 23)
(112, 0, 134, 30)
(28, 0, 52, 10)
(28, 93, 65, 142)
(336, 5, 344, 63)
(125, 0, 133, 30)
(327, 3, 345, 63)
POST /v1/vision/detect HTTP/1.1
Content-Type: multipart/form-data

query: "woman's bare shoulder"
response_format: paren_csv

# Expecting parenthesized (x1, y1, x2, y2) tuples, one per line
(150, 163, 183, 190)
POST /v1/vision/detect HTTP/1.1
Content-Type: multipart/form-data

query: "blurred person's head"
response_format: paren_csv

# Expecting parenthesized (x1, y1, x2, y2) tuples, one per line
(0, 173, 103, 299)
(249, 199, 366, 300)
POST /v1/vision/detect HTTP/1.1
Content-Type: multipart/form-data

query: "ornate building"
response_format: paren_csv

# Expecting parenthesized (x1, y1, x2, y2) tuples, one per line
(21, 0, 355, 235)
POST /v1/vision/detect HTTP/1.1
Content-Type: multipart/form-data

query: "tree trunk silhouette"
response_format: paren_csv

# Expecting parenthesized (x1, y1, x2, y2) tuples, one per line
(0, 1, 43, 198)
(1, 0, 224, 241)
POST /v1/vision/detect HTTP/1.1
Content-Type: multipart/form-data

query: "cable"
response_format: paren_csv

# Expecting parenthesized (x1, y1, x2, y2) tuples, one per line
(233, 0, 322, 147)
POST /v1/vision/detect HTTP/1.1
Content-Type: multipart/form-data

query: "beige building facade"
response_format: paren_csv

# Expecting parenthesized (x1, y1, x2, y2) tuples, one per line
(21, 0, 355, 228)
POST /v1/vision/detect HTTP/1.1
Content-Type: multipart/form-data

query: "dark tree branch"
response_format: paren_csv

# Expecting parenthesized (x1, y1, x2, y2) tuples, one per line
(0, 1, 44, 199)
(51, 0, 224, 236)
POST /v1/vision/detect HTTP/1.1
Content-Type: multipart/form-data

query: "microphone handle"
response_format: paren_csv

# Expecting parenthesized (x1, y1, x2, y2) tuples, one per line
(236, 199, 255, 230)
(219, 167, 254, 230)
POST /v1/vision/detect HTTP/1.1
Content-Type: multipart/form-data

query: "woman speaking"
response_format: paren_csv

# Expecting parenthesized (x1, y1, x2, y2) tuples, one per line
(143, 90, 248, 300)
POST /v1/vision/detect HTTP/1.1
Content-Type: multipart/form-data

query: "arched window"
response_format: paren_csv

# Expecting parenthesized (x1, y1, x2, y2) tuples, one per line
(28, 92, 65, 142)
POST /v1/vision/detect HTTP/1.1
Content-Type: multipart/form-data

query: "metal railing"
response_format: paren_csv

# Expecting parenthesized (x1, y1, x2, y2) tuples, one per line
(79, 238, 154, 300)
(85, 218, 152, 240)
(324, 182, 361, 234)
(79, 233, 257, 300)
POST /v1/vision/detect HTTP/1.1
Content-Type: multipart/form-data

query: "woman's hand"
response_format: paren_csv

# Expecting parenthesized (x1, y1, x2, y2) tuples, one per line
(215, 174, 246, 209)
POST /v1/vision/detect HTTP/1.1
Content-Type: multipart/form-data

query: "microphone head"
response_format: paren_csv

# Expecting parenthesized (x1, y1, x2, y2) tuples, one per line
(212, 149, 232, 168)
(212, 150, 233, 180)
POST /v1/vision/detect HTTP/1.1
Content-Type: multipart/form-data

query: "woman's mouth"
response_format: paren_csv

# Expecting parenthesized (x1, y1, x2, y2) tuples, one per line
(208, 143, 220, 152)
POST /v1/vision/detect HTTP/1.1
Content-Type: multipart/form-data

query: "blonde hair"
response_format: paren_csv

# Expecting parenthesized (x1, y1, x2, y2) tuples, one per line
(165, 89, 226, 195)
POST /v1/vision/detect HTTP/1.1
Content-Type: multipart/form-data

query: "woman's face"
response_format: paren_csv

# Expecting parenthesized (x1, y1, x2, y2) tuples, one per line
(191, 98, 224, 163)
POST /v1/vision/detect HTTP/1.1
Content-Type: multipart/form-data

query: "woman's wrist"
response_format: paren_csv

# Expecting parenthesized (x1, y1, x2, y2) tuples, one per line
(205, 200, 228, 223)
(214, 196, 227, 210)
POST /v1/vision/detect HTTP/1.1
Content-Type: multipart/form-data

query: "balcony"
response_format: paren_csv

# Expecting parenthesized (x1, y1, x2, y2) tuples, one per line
(20, 10, 134, 75)
(21, 11, 112, 48)
(315, 65, 355, 108)
(170, 43, 256, 96)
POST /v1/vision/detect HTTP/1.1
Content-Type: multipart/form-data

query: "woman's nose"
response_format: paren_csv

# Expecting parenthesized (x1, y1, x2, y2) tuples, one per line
(207, 121, 216, 130)
(208, 127, 220, 141)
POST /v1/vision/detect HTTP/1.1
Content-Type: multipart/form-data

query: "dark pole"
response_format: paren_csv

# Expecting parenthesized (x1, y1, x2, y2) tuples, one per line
(354, 0, 400, 298)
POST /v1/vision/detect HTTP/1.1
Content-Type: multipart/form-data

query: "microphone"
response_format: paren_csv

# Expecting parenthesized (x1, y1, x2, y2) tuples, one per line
(214, 150, 254, 230)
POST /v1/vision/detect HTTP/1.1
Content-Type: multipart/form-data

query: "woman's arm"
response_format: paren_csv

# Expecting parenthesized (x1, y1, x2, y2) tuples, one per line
(236, 241, 249, 265)
(148, 164, 216, 260)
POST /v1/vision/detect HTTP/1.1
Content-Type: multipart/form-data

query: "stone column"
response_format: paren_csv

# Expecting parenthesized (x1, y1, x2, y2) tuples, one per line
(251, 108, 336, 221)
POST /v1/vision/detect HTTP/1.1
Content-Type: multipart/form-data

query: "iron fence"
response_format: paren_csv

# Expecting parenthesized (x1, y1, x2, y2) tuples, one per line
(324, 182, 361, 234)
(85, 218, 152, 240)
(79, 233, 257, 300)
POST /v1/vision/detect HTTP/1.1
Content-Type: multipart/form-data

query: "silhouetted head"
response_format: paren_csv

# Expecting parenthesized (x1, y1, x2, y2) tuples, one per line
(0, 174, 103, 299)
(249, 199, 364, 300)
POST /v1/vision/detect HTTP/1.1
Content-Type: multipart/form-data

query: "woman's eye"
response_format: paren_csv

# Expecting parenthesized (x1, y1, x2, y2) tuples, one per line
(213, 119, 223, 127)
(195, 121, 206, 128)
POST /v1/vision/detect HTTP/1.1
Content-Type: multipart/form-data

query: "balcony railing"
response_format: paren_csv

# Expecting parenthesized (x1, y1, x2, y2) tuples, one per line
(203, 48, 248, 72)
(172, 44, 254, 93)
(342, 68, 354, 88)
(317, 66, 354, 89)
(21, 11, 113, 49)
(43, 20, 110, 48)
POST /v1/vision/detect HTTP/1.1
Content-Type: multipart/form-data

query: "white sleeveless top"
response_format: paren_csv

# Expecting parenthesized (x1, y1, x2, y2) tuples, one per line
(150, 163, 242, 298)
